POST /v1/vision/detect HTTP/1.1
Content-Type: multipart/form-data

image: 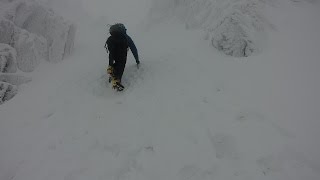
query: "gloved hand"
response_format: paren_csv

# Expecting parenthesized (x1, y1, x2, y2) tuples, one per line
(106, 66, 113, 75)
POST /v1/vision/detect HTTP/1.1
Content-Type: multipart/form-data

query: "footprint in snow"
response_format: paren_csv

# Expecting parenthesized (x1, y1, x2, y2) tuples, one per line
(256, 155, 283, 176)
(179, 165, 215, 180)
(207, 130, 238, 160)
(64, 168, 88, 180)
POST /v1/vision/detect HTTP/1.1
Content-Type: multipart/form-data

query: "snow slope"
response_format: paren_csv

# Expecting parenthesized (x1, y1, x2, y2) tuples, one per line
(1, 0, 320, 180)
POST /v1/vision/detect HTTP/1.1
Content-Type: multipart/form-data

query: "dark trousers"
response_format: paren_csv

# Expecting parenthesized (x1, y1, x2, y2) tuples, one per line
(111, 57, 127, 82)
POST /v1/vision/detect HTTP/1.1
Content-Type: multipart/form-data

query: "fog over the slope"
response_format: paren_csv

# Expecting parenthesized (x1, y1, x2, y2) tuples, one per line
(40, 0, 151, 26)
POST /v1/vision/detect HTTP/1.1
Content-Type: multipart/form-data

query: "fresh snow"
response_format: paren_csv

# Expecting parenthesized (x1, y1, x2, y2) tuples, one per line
(1, 0, 320, 180)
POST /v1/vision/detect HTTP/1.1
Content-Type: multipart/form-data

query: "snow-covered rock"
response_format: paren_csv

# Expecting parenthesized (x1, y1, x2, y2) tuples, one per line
(151, 0, 270, 57)
(208, 0, 267, 57)
(12, 1, 76, 62)
(0, 81, 17, 105)
(0, 0, 76, 65)
(0, 17, 15, 45)
(0, 43, 17, 73)
(210, 12, 255, 57)
(14, 27, 48, 72)
(0, 74, 32, 85)
(0, 18, 47, 72)
(0, 0, 76, 104)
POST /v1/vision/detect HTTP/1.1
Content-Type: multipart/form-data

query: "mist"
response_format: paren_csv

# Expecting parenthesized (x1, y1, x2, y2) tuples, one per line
(38, 0, 151, 26)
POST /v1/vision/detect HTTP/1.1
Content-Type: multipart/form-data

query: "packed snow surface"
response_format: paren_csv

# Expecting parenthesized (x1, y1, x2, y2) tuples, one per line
(1, 0, 320, 180)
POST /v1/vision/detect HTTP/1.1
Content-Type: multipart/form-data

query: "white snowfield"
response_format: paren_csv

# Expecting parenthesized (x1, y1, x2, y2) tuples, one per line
(1, 0, 320, 180)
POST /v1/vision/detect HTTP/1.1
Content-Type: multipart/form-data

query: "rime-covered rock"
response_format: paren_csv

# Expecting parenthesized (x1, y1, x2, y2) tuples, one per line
(13, 28, 48, 72)
(0, 18, 15, 45)
(152, 0, 270, 57)
(0, 18, 48, 72)
(12, 0, 76, 62)
(0, 0, 76, 105)
(0, 0, 76, 65)
(0, 81, 18, 105)
(0, 74, 32, 85)
(211, 13, 255, 57)
(0, 43, 17, 73)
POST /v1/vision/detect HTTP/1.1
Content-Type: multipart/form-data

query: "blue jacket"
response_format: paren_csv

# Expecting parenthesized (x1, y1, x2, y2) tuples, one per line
(105, 33, 139, 65)
(126, 35, 139, 63)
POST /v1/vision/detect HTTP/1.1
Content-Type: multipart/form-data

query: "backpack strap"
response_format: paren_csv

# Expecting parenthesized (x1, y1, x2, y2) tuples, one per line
(104, 41, 108, 53)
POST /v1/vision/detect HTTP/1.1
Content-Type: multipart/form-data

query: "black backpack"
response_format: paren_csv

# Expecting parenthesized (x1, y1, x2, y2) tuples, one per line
(109, 23, 127, 35)
(106, 24, 128, 57)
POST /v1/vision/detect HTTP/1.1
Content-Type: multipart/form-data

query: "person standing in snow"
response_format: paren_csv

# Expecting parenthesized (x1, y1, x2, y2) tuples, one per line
(104, 23, 140, 91)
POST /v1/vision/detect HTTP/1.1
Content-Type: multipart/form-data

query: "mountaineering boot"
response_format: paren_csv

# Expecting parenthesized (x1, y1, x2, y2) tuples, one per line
(111, 78, 124, 91)
(106, 66, 113, 75)
(106, 66, 114, 83)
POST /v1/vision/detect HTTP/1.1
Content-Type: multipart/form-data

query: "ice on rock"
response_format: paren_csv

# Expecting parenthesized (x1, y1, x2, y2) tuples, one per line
(153, 0, 269, 57)
(0, 74, 32, 86)
(0, 43, 17, 73)
(0, 81, 17, 105)
(13, 28, 48, 72)
(0, 0, 76, 66)
(0, 0, 76, 104)
(12, 1, 76, 62)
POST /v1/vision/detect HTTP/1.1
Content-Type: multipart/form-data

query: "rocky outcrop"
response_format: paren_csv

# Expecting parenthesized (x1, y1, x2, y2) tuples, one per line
(0, 0, 76, 105)
(0, 43, 17, 73)
(0, 81, 18, 105)
(151, 0, 271, 57)
(0, 0, 76, 71)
